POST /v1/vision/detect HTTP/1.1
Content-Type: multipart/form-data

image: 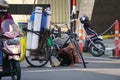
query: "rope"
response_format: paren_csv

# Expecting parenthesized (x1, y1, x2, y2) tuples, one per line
(99, 22, 115, 36)
(32, 0, 36, 11)
(51, 19, 78, 28)
(106, 42, 120, 51)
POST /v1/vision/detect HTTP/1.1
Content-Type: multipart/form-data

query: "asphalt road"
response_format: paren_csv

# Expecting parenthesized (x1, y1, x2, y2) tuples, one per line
(19, 56, 120, 80)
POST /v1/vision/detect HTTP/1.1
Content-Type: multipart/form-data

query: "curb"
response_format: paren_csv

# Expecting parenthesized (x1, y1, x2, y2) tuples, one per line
(99, 35, 115, 39)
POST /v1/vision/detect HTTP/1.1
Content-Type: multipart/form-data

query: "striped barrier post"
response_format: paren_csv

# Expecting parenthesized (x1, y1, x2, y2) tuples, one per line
(115, 20, 119, 58)
(71, 0, 77, 32)
(72, 0, 76, 14)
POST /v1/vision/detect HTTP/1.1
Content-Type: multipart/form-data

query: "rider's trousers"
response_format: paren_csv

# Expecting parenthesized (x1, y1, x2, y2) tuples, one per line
(0, 40, 3, 66)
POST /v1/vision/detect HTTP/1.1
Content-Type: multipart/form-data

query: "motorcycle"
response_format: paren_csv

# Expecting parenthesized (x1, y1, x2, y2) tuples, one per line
(83, 34, 105, 57)
(0, 19, 21, 80)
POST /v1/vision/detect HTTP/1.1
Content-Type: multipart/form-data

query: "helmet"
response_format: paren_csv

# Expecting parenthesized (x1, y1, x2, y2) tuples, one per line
(0, 0, 9, 15)
(80, 15, 90, 24)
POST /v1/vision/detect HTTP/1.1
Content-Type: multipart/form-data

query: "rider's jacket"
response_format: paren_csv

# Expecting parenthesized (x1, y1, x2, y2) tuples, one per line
(0, 14, 13, 32)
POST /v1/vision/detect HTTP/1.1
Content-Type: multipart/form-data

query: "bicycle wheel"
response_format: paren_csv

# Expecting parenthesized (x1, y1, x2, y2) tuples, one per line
(25, 42, 50, 67)
(73, 41, 86, 68)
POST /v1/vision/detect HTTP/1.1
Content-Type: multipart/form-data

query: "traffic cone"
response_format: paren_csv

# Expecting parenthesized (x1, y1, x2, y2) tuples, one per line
(79, 25, 83, 53)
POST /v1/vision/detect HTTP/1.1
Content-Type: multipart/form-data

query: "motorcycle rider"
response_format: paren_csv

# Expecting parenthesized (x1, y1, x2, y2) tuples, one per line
(0, 0, 22, 71)
(80, 15, 97, 51)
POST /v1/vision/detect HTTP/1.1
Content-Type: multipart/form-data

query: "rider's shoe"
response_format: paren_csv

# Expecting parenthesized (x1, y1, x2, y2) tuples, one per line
(75, 56, 81, 63)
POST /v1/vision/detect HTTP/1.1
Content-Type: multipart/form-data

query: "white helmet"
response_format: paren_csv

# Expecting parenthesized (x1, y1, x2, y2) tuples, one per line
(0, 0, 9, 14)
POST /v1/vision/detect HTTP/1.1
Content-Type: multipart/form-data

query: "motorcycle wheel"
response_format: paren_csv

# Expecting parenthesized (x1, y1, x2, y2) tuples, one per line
(89, 40, 105, 57)
(11, 60, 21, 80)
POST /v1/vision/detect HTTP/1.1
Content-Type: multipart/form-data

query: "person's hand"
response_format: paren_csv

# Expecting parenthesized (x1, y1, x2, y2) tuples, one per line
(14, 31, 24, 37)
(86, 34, 95, 39)
(3, 32, 18, 39)
(19, 31, 24, 37)
(61, 47, 69, 52)
(60, 48, 66, 52)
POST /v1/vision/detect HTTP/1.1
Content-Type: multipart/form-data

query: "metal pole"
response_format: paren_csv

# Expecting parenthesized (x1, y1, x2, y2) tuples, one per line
(68, 0, 71, 28)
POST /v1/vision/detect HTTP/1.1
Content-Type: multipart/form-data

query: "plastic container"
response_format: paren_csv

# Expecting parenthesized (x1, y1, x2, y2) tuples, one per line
(30, 10, 35, 22)
(40, 12, 47, 32)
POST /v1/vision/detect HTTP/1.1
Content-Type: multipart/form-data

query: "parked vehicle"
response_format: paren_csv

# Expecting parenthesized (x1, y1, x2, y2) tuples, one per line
(83, 35, 105, 57)
(80, 15, 105, 57)
(0, 19, 21, 80)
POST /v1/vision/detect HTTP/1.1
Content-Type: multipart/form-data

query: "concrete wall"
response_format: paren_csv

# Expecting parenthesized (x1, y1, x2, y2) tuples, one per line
(91, 0, 120, 34)
(6, 0, 35, 4)
(79, 0, 95, 20)
(37, 0, 70, 23)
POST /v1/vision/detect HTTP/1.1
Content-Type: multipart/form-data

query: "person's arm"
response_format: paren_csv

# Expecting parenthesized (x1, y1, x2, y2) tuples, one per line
(11, 24, 19, 32)
(9, 15, 23, 36)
